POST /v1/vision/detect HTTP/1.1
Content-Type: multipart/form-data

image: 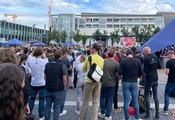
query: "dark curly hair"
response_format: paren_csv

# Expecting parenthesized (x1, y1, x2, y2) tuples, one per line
(0, 63, 25, 120)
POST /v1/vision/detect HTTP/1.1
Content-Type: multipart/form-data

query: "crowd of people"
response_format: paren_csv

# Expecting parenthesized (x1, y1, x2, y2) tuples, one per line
(0, 43, 175, 120)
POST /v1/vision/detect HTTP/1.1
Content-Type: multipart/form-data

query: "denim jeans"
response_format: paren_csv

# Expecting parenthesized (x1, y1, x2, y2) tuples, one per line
(45, 90, 64, 120)
(29, 87, 46, 118)
(100, 86, 115, 117)
(76, 77, 85, 109)
(60, 87, 68, 113)
(144, 82, 159, 116)
(114, 80, 119, 109)
(122, 82, 139, 120)
(164, 82, 175, 111)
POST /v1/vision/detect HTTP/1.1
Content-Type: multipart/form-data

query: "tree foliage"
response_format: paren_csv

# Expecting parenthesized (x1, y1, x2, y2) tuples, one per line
(81, 34, 89, 46)
(110, 29, 120, 46)
(73, 29, 82, 44)
(60, 30, 67, 43)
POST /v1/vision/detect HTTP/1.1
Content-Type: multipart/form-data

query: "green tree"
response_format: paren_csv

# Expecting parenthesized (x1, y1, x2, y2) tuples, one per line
(60, 30, 67, 43)
(92, 29, 102, 40)
(72, 29, 82, 44)
(110, 29, 120, 46)
(131, 26, 144, 43)
(120, 28, 130, 36)
(51, 28, 60, 43)
(81, 34, 89, 46)
(47, 31, 52, 45)
(102, 30, 108, 36)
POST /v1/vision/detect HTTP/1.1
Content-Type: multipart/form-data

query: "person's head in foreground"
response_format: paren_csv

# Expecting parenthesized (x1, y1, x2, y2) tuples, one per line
(143, 46, 151, 56)
(0, 63, 25, 120)
(0, 49, 19, 64)
(167, 50, 175, 58)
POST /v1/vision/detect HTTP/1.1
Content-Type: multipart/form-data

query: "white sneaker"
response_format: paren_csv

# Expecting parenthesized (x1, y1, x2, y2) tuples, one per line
(75, 110, 80, 115)
(98, 112, 105, 119)
(135, 119, 143, 120)
(39, 117, 44, 120)
(50, 108, 54, 113)
(105, 116, 112, 120)
(59, 110, 67, 116)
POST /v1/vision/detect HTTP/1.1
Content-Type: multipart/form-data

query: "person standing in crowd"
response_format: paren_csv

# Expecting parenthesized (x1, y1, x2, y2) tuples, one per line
(46, 49, 54, 62)
(60, 48, 70, 116)
(119, 49, 127, 62)
(73, 52, 82, 88)
(0, 63, 25, 120)
(134, 50, 143, 65)
(118, 49, 143, 120)
(28, 48, 48, 120)
(142, 46, 161, 120)
(44, 50, 67, 120)
(86, 49, 91, 56)
(80, 43, 104, 120)
(75, 55, 86, 115)
(67, 50, 74, 89)
(98, 49, 119, 120)
(101, 48, 109, 59)
(0, 49, 30, 115)
(161, 51, 175, 116)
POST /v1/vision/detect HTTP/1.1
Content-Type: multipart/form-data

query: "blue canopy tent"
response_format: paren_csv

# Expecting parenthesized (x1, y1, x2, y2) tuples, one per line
(31, 42, 47, 46)
(3, 38, 27, 45)
(140, 18, 175, 54)
(63, 41, 76, 46)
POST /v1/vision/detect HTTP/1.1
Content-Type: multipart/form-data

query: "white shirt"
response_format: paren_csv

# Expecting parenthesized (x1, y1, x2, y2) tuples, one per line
(74, 56, 81, 70)
(29, 58, 48, 86)
(77, 62, 86, 78)
(27, 54, 35, 74)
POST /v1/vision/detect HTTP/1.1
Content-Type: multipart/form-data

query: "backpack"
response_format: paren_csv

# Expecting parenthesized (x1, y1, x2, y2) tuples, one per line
(130, 95, 146, 113)
(87, 56, 103, 82)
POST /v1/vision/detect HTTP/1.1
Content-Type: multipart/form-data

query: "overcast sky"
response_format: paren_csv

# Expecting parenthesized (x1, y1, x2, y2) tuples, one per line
(0, 0, 175, 29)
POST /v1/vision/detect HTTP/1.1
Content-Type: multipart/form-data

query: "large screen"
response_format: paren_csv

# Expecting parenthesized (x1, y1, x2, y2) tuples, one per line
(120, 37, 136, 47)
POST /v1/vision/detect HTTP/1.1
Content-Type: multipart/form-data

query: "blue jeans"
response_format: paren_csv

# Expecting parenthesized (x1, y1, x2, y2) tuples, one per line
(144, 82, 159, 116)
(164, 82, 175, 111)
(45, 90, 64, 120)
(122, 82, 139, 120)
(100, 86, 115, 117)
(29, 87, 46, 118)
(60, 87, 68, 113)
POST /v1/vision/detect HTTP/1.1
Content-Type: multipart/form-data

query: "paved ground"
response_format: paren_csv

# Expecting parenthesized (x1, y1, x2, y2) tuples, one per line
(32, 69, 175, 120)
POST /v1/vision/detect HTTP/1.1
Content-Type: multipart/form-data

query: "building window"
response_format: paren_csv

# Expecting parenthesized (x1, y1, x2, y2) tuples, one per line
(86, 24, 92, 28)
(93, 19, 99, 23)
(114, 19, 119, 22)
(141, 18, 147, 22)
(121, 24, 126, 28)
(86, 19, 92, 22)
(79, 25, 85, 28)
(121, 18, 127, 22)
(134, 18, 140, 22)
(107, 19, 113, 22)
(127, 18, 133, 22)
(107, 25, 112, 28)
(114, 25, 119, 28)
(79, 19, 85, 24)
(148, 18, 154, 22)
(127, 24, 133, 28)
(93, 25, 99, 28)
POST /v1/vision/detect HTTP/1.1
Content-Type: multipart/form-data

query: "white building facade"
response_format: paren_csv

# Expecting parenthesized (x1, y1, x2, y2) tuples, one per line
(51, 13, 165, 46)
